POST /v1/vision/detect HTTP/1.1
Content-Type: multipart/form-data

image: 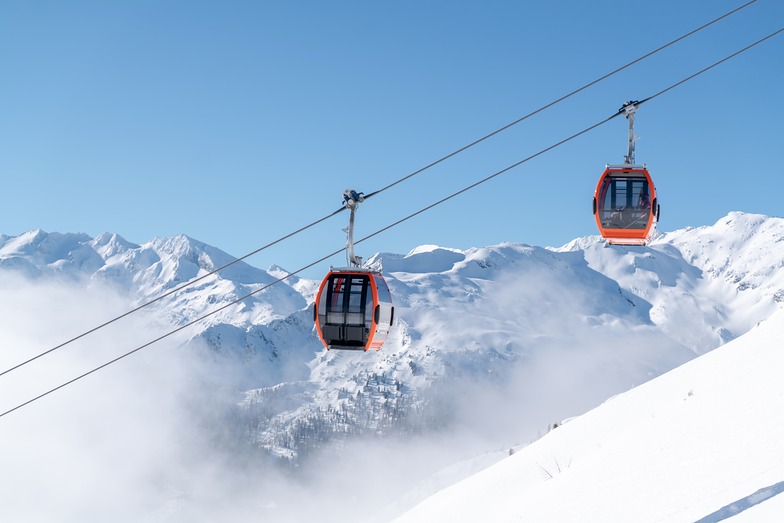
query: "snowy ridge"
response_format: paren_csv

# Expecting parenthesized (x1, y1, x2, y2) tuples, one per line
(238, 212, 784, 467)
(665, 212, 784, 315)
(0, 229, 309, 326)
(0, 230, 101, 277)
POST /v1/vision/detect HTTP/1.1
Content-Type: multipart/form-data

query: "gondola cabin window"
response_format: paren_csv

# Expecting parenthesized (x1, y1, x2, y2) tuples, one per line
(321, 274, 370, 347)
(598, 176, 650, 230)
(314, 270, 394, 351)
(592, 166, 658, 245)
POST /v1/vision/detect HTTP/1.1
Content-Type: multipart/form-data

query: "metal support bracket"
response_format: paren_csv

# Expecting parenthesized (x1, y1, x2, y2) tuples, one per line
(620, 100, 640, 165)
(343, 189, 365, 267)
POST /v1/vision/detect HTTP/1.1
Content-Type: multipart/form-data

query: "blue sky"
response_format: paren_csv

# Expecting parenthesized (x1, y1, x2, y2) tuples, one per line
(1, 1, 782, 279)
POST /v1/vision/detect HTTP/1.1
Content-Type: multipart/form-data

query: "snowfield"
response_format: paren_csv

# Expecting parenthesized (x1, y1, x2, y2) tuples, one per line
(391, 308, 784, 523)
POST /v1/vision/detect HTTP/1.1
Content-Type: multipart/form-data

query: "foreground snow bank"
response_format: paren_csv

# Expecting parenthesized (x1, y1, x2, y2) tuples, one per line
(393, 309, 784, 523)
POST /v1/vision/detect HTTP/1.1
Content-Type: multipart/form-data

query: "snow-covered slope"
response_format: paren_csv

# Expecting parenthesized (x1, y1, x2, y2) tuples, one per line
(391, 308, 784, 523)
(561, 211, 784, 353)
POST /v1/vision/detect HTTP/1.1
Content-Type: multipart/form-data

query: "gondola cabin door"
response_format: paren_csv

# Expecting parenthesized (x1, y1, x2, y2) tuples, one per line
(314, 269, 394, 351)
(592, 165, 659, 245)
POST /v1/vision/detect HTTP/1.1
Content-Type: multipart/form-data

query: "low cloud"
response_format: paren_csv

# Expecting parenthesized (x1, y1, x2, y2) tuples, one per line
(0, 260, 698, 523)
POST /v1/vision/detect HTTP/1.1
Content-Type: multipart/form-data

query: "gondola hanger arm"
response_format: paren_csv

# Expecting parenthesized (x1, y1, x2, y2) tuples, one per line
(342, 189, 365, 267)
(619, 100, 641, 165)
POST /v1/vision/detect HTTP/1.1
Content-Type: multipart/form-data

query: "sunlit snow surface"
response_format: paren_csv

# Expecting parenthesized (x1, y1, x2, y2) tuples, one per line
(391, 308, 784, 523)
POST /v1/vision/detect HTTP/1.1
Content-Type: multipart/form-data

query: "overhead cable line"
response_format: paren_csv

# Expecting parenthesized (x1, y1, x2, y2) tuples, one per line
(359, 0, 759, 201)
(0, 246, 343, 420)
(2, 24, 780, 420)
(634, 26, 784, 109)
(0, 211, 342, 379)
(0, 0, 757, 381)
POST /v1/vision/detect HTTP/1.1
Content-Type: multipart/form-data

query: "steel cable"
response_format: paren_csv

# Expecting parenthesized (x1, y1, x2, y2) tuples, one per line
(2, 23, 781, 419)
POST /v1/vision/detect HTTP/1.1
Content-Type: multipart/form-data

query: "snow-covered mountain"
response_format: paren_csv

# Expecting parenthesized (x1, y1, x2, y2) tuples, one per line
(390, 305, 784, 523)
(0, 230, 318, 384)
(1, 211, 782, 522)
(217, 213, 783, 462)
(0, 229, 312, 321)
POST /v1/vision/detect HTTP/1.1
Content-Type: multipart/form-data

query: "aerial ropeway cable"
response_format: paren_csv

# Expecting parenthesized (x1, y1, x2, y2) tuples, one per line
(592, 101, 660, 245)
(2, 17, 782, 420)
(0, 0, 758, 381)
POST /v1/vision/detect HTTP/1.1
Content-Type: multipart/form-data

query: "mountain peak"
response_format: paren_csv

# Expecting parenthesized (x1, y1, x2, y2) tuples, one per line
(91, 232, 139, 259)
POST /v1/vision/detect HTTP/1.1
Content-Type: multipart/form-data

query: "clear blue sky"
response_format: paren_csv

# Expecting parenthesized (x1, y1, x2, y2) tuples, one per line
(1, 1, 782, 279)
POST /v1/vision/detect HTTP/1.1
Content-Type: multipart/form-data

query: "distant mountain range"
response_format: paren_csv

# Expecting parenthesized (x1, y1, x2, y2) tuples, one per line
(2, 211, 782, 468)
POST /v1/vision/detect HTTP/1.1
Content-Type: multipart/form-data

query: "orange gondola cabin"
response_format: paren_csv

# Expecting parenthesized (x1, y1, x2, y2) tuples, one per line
(593, 101, 660, 245)
(314, 268, 394, 351)
(313, 189, 394, 351)
(592, 165, 659, 245)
